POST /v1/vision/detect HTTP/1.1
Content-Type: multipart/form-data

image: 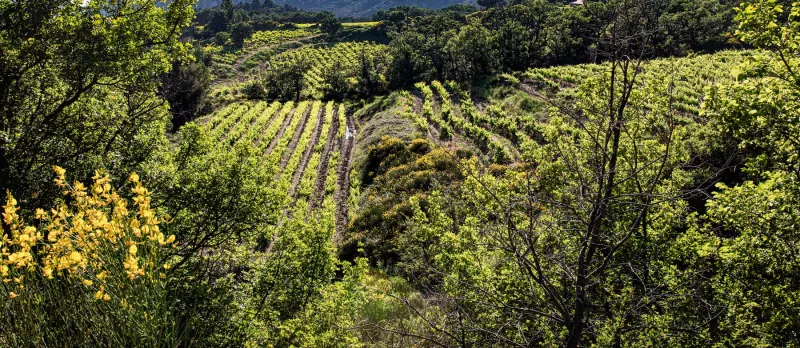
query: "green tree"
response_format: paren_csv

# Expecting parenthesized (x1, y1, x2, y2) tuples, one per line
(319, 11, 342, 39)
(230, 21, 255, 46)
(221, 0, 235, 22)
(146, 122, 283, 345)
(446, 18, 497, 81)
(0, 0, 194, 215)
(263, 57, 312, 101)
(698, 0, 800, 344)
(207, 9, 229, 33)
(321, 58, 354, 100)
(377, 1, 720, 346)
(159, 45, 212, 131)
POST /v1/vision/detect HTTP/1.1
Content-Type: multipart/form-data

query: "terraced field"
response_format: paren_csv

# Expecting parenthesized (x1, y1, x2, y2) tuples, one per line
(401, 50, 751, 164)
(201, 51, 748, 245)
(270, 42, 387, 99)
(205, 100, 355, 229)
(208, 28, 320, 81)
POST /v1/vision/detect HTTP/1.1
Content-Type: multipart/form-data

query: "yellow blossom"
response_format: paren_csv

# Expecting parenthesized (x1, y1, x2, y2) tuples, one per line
(69, 252, 82, 263)
(53, 166, 66, 178)
(9, 292, 17, 299)
(95, 285, 105, 300)
(2, 168, 169, 306)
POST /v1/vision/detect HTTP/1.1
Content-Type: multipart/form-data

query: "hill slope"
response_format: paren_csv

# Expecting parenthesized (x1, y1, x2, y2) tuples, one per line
(197, 0, 476, 17)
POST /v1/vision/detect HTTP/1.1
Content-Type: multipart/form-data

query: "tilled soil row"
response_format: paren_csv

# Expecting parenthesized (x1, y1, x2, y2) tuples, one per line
(288, 106, 325, 201)
(265, 106, 297, 155)
(276, 106, 312, 171)
(307, 107, 340, 216)
(333, 110, 356, 245)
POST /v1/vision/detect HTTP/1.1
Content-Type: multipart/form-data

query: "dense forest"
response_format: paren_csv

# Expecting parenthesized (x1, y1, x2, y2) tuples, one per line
(196, 0, 476, 17)
(2, 0, 800, 346)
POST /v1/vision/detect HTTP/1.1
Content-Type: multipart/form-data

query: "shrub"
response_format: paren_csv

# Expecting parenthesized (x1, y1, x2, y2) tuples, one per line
(242, 81, 267, 100)
(0, 167, 176, 346)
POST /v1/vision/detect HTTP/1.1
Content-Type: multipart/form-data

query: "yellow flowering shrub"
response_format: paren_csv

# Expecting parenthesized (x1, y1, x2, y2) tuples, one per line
(0, 167, 180, 346)
(1, 167, 175, 301)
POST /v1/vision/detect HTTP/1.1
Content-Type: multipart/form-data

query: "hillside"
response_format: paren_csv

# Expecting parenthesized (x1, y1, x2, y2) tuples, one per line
(6, 0, 800, 347)
(196, 0, 476, 16)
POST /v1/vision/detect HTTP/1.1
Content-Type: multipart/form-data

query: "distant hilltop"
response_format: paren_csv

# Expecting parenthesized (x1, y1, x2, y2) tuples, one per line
(195, 0, 477, 17)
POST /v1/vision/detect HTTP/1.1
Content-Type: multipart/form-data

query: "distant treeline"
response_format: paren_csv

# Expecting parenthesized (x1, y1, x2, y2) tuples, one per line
(380, 0, 738, 87)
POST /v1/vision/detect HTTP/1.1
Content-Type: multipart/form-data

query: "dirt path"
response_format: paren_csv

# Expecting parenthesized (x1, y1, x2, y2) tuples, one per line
(411, 92, 423, 114)
(232, 45, 272, 72)
(333, 109, 356, 245)
(308, 107, 340, 214)
(277, 106, 312, 171)
(265, 107, 297, 156)
(288, 106, 325, 201)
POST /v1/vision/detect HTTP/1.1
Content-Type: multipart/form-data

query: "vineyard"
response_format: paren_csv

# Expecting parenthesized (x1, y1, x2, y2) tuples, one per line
(244, 29, 316, 48)
(401, 50, 751, 164)
(207, 28, 320, 81)
(270, 41, 387, 99)
(523, 50, 751, 116)
(204, 99, 354, 233)
(12, 0, 797, 345)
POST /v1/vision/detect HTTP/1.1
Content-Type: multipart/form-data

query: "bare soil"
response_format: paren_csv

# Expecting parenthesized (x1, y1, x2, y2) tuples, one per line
(333, 108, 356, 245)
(277, 105, 312, 171)
(288, 106, 325, 201)
(308, 107, 340, 215)
(265, 106, 297, 156)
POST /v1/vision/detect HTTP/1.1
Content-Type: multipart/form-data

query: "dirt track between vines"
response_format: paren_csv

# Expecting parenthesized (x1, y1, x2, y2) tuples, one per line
(307, 108, 340, 215)
(276, 106, 312, 171)
(288, 106, 325, 202)
(333, 109, 356, 245)
(265, 106, 296, 156)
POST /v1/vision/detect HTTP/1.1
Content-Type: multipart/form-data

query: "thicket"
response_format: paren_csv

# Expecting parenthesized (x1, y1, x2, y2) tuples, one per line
(383, 0, 737, 88)
(339, 0, 800, 346)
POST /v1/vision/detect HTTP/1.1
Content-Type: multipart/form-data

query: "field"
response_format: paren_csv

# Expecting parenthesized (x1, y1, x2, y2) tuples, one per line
(206, 26, 388, 104)
(204, 50, 750, 235)
(399, 50, 751, 164)
(271, 41, 387, 99)
(204, 99, 355, 232)
(207, 28, 320, 80)
(342, 21, 382, 27)
(244, 29, 316, 49)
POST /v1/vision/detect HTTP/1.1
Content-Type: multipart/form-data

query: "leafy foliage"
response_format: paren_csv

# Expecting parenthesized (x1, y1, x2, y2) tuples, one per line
(1, 168, 176, 346)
